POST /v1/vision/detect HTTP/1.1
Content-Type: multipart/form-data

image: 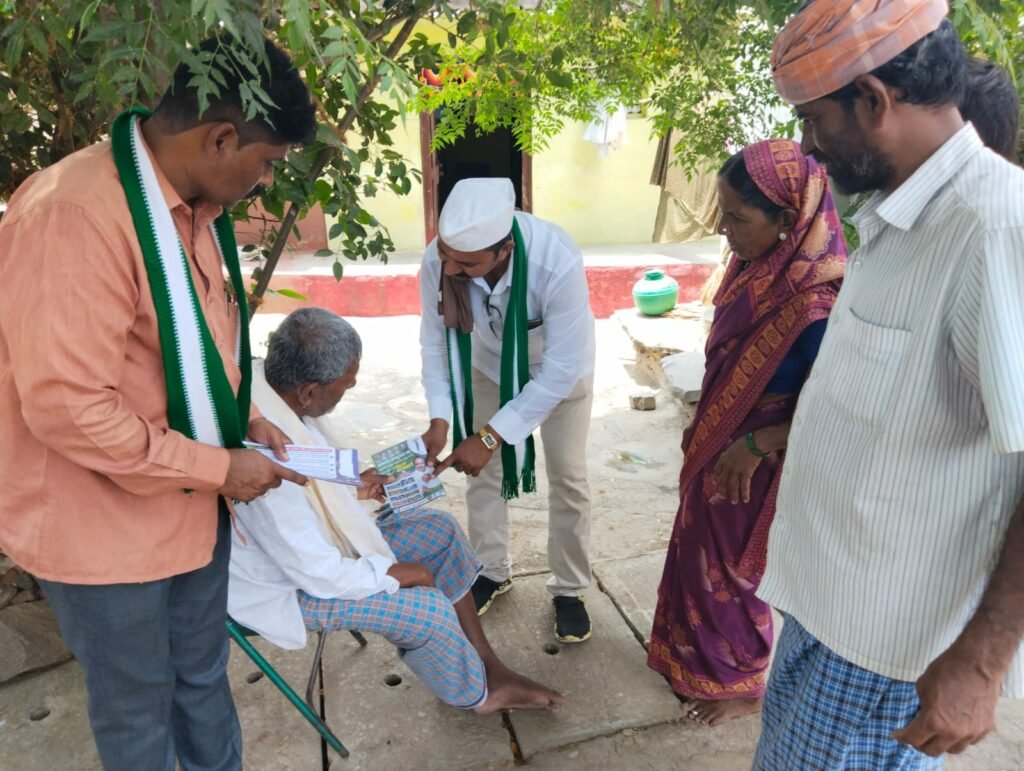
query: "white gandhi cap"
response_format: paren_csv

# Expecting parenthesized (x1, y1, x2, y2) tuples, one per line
(438, 177, 515, 251)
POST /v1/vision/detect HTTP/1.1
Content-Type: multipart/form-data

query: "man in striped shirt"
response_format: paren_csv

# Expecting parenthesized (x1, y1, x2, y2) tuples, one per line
(756, 1, 1024, 768)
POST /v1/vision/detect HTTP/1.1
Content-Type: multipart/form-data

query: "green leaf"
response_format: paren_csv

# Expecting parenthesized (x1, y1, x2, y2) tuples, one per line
(26, 24, 48, 56)
(80, 0, 103, 29)
(332, 261, 344, 281)
(314, 248, 333, 257)
(81, 20, 127, 44)
(275, 288, 309, 300)
(456, 11, 478, 38)
(322, 40, 350, 59)
(545, 70, 573, 89)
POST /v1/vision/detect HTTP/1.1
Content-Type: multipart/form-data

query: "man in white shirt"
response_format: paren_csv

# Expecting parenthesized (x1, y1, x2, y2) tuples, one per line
(228, 308, 565, 714)
(418, 178, 597, 643)
(755, 2, 1024, 768)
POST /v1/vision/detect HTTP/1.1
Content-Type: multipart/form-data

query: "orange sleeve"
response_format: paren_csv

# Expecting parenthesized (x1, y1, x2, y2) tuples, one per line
(0, 201, 231, 494)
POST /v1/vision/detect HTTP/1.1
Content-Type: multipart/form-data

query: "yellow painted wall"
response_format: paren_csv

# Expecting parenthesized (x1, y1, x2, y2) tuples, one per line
(336, 113, 662, 252)
(533, 115, 661, 245)
(356, 115, 426, 252)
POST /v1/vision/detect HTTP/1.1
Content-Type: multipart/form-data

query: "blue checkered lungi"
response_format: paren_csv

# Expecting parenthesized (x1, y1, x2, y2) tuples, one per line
(298, 508, 485, 709)
(753, 614, 945, 770)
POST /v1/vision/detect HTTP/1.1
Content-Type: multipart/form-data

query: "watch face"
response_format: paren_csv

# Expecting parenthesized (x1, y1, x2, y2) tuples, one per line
(480, 432, 498, 450)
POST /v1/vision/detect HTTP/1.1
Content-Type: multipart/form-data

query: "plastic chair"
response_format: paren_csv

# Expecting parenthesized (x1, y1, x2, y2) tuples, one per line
(226, 616, 368, 767)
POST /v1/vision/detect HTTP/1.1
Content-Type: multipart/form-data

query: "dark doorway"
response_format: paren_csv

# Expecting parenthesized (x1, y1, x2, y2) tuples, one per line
(420, 113, 532, 245)
(436, 122, 523, 210)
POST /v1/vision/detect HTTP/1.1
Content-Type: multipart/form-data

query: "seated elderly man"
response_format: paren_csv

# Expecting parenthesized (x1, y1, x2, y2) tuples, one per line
(228, 307, 564, 713)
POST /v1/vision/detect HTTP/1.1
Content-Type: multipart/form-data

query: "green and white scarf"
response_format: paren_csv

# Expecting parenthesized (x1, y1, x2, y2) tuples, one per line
(446, 219, 536, 499)
(111, 107, 251, 447)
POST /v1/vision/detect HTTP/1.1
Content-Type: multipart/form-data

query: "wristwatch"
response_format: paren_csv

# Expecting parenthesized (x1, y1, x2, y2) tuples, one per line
(477, 426, 500, 452)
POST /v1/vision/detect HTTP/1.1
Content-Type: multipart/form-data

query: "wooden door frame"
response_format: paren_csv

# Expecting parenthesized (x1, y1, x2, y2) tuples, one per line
(419, 112, 532, 246)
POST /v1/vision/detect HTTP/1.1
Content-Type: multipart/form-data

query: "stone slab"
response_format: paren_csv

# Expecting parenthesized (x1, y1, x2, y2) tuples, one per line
(660, 350, 706, 405)
(593, 551, 668, 646)
(481, 574, 684, 759)
(233, 632, 514, 771)
(0, 660, 100, 771)
(0, 601, 72, 683)
(525, 702, 1024, 771)
(527, 719, 760, 770)
(613, 308, 707, 357)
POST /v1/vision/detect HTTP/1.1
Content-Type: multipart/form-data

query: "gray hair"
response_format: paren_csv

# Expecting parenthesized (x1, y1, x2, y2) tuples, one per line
(264, 308, 362, 393)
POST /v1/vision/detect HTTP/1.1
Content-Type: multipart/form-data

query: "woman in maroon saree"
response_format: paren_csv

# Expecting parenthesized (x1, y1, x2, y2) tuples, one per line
(647, 139, 847, 725)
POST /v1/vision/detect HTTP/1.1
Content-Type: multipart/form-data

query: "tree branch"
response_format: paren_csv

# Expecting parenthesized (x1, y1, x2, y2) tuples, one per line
(251, 12, 423, 301)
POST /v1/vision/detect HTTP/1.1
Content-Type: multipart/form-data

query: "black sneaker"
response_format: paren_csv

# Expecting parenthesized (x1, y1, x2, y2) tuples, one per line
(553, 596, 592, 643)
(472, 575, 512, 616)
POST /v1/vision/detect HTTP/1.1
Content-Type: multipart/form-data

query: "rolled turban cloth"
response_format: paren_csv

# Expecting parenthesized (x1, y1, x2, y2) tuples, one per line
(772, 0, 949, 106)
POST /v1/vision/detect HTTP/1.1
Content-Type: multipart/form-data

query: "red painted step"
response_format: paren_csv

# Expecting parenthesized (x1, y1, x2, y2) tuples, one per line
(252, 262, 716, 320)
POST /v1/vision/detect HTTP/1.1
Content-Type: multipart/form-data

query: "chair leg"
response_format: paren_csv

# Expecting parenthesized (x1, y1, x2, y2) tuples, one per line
(226, 620, 349, 760)
(305, 630, 330, 711)
(318, 648, 329, 771)
(349, 630, 368, 647)
(304, 631, 332, 770)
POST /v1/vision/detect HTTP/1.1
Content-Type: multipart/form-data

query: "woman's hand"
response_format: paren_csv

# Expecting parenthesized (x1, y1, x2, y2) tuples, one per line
(712, 437, 764, 504)
(357, 467, 393, 502)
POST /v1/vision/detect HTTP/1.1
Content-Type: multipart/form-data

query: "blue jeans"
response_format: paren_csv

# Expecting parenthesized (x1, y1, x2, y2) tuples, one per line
(39, 504, 241, 771)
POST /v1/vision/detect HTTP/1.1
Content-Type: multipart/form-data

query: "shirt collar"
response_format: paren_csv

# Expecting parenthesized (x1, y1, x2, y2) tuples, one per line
(471, 252, 514, 295)
(872, 123, 982, 232)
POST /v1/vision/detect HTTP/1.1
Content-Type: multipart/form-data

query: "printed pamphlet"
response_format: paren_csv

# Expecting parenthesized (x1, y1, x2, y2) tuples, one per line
(371, 435, 446, 513)
(243, 441, 361, 485)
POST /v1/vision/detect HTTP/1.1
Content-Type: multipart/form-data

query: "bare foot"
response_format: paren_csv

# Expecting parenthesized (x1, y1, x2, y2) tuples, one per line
(686, 697, 762, 726)
(473, 665, 567, 714)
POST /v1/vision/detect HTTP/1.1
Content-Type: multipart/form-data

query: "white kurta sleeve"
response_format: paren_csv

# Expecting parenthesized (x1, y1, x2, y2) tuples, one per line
(419, 242, 454, 425)
(488, 239, 594, 445)
(240, 484, 399, 601)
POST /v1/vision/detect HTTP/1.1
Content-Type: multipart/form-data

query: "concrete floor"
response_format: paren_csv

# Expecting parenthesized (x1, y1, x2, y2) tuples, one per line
(1, 316, 1022, 770)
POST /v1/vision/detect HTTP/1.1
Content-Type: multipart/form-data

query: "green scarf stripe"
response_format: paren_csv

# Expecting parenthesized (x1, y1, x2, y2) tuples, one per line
(111, 109, 193, 438)
(448, 218, 536, 500)
(180, 243, 240, 446)
(499, 219, 536, 498)
(213, 215, 252, 440)
(111, 107, 250, 448)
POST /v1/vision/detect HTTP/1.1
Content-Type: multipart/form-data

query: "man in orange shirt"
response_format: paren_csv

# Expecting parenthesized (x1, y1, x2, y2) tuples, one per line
(0, 36, 314, 770)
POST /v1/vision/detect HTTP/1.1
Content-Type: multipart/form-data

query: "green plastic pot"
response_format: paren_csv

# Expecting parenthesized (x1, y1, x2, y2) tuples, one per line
(632, 268, 679, 316)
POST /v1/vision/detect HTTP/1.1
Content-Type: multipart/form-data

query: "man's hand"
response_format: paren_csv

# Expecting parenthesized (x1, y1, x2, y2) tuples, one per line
(433, 434, 498, 477)
(358, 467, 393, 502)
(892, 640, 1001, 756)
(386, 562, 435, 588)
(421, 418, 449, 467)
(712, 437, 763, 504)
(248, 418, 291, 461)
(218, 449, 307, 502)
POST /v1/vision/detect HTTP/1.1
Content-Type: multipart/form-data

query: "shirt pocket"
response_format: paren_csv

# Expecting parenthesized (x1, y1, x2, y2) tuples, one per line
(819, 309, 911, 427)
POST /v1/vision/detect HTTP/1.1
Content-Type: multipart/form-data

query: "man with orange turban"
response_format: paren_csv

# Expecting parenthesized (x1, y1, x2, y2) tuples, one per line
(754, 2, 1024, 769)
